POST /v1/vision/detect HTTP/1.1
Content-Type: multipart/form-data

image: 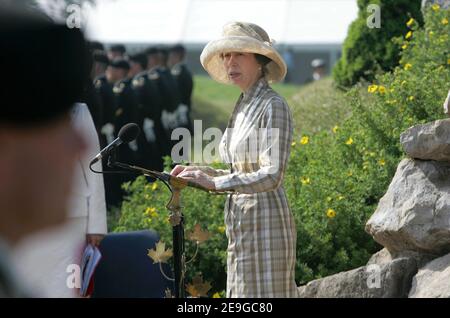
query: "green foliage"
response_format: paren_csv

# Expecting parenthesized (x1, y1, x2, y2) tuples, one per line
(333, 0, 423, 87)
(290, 5, 449, 283)
(113, 7, 449, 293)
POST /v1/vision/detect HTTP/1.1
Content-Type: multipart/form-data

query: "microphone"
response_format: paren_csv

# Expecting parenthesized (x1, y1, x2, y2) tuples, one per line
(90, 123, 140, 165)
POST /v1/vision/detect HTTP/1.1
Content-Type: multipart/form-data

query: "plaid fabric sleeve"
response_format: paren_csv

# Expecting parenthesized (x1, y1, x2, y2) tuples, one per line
(213, 97, 293, 193)
(196, 166, 231, 177)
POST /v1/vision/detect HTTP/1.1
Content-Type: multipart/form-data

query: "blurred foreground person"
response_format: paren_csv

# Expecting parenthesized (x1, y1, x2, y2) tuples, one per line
(0, 5, 89, 297)
(13, 103, 108, 298)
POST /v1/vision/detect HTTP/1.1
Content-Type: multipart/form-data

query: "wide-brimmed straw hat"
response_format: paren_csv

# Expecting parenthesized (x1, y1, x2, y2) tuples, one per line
(200, 21, 287, 84)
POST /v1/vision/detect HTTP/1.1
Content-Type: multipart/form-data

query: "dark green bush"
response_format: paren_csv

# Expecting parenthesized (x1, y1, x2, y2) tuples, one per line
(333, 0, 423, 87)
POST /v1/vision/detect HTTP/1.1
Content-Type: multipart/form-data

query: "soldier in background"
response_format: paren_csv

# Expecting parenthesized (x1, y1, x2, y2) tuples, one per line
(129, 53, 164, 172)
(105, 58, 139, 205)
(92, 50, 109, 80)
(107, 44, 127, 61)
(80, 50, 105, 133)
(145, 47, 180, 159)
(89, 41, 104, 52)
(169, 44, 193, 135)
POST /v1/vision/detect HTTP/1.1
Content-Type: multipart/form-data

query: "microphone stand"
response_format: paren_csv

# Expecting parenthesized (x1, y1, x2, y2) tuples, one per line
(106, 154, 230, 298)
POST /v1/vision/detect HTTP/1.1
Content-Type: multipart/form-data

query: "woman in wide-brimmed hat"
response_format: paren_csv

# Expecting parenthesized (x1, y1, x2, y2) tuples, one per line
(171, 22, 298, 297)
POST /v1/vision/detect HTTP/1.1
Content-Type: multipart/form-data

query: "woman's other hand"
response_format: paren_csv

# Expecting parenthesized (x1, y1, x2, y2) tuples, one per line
(170, 164, 197, 176)
(177, 169, 216, 191)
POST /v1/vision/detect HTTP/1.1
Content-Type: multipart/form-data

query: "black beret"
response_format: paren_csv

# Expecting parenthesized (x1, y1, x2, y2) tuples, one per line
(129, 53, 148, 69)
(89, 41, 104, 51)
(169, 44, 186, 55)
(93, 51, 109, 65)
(109, 58, 130, 70)
(109, 44, 126, 54)
(145, 46, 159, 56)
(0, 4, 90, 126)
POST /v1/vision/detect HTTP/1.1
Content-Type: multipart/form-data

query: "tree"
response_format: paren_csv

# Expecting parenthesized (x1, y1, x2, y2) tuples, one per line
(333, 0, 423, 88)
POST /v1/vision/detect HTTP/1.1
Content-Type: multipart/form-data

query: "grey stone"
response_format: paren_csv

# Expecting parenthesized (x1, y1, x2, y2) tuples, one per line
(297, 257, 418, 298)
(400, 119, 450, 162)
(365, 158, 450, 255)
(409, 252, 450, 298)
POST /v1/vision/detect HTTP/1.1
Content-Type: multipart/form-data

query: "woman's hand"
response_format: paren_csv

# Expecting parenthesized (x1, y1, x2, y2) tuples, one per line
(177, 169, 216, 191)
(170, 164, 198, 177)
(86, 234, 105, 247)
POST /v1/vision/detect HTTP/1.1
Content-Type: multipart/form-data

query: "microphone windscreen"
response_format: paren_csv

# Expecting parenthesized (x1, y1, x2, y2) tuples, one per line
(118, 123, 140, 143)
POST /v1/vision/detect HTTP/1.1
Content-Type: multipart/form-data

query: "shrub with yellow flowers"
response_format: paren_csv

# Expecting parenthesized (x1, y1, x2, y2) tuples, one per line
(286, 5, 449, 284)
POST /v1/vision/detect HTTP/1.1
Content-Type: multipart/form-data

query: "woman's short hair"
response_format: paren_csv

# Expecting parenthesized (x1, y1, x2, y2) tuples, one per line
(254, 54, 271, 66)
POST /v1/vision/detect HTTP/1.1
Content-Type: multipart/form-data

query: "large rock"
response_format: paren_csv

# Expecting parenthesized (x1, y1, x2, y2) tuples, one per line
(297, 257, 417, 298)
(367, 248, 435, 268)
(409, 252, 450, 298)
(365, 158, 450, 255)
(400, 119, 450, 162)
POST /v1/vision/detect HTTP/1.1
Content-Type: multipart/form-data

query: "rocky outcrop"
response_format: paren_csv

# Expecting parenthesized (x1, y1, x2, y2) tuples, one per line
(409, 252, 450, 298)
(365, 158, 450, 255)
(297, 257, 417, 298)
(400, 119, 450, 162)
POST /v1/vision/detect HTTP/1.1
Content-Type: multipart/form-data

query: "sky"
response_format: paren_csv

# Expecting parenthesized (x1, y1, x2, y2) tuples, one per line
(41, 0, 359, 45)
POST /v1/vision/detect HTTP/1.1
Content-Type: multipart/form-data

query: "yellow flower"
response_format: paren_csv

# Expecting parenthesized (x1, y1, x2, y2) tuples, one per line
(345, 137, 354, 145)
(442, 18, 449, 25)
(300, 177, 311, 185)
(406, 18, 414, 27)
(145, 207, 158, 218)
(217, 226, 226, 234)
(212, 292, 221, 298)
(151, 182, 158, 191)
(404, 63, 412, 71)
(386, 99, 397, 105)
(291, 141, 296, 147)
(402, 43, 408, 50)
(368, 84, 378, 93)
(378, 159, 386, 166)
(300, 136, 309, 145)
(378, 85, 386, 94)
(405, 31, 412, 39)
(432, 4, 440, 11)
(332, 125, 339, 133)
(326, 209, 336, 219)
(408, 96, 415, 101)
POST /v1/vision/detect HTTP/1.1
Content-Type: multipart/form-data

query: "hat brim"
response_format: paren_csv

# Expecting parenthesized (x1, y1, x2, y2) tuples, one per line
(200, 36, 287, 84)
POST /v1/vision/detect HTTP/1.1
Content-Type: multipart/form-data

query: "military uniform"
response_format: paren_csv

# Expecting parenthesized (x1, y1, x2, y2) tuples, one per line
(171, 62, 193, 133)
(149, 66, 181, 158)
(112, 77, 140, 164)
(131, 71, 166, 171)
(94, 74, 116, 149)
